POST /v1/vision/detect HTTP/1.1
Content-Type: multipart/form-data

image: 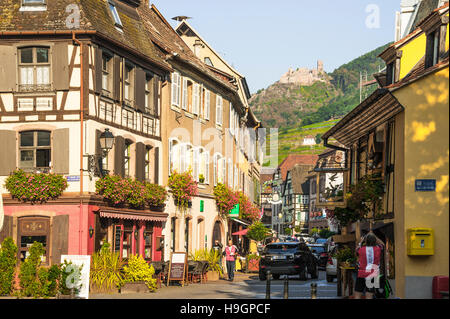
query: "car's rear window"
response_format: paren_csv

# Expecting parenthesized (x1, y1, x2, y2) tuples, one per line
(308, 246, 326, 254)
(264, 244, 298, 253)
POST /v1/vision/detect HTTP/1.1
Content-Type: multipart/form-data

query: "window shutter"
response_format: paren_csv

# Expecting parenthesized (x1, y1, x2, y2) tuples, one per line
(52, 42, 69, 91)
(0, 215, 13, 244)
(0, 130, 17, 175)
(134, 68, 146, 113)
(51, 214, 69, 265)
(182, 78, 188, 110)
(53, 128, 70, 174)
(193, 84, 199, 115)
(114, 136, 125, 177)
(154, 146, 159, 184)
(0, 45, 17, 92)
(169, 139, 173, 175)
(171, 73, 177, 106)
(94, 47, 103, 94)
(213, 155, 217, 186)
(205, 90, 210, 120)
(135, 142, 145, 181)
(153, 76, 160, 117)
(113, 55, 121, 102)
(95, 129, 104, 176)
(205, 153, 210, 184)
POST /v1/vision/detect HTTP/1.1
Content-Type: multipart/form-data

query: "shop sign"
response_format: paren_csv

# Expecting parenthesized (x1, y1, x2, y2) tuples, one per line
(229, 204, 239, 217)
(200, 200, 204, 212)
(415, 179, 436, 192)
(60, 255, 91, 299)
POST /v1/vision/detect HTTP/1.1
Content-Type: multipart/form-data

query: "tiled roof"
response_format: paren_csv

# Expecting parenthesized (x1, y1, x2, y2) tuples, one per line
(290, 164, 315, 194)
(278, 154, 318, 181)
(387, 56, 449, 90)
(0, 0, 169, 70)
(136, 4, 238, 93)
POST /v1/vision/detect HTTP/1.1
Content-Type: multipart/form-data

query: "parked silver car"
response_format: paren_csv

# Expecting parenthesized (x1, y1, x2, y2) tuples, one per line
(325, 245, 337, 282)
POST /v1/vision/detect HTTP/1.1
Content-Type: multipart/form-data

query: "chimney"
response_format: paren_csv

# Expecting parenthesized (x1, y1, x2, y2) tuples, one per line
(193, 39, 204, 58)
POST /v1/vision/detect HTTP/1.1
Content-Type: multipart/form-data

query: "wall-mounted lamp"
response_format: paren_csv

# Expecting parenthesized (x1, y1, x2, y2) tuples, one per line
(89, 226, 94, 238)
(84, 128, 115, 179)
(134, 229, 139, 240)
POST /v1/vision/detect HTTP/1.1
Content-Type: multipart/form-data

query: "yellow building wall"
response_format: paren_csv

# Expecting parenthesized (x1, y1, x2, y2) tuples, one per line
(399, 33, 427, 80)
(393, 66, 449, 298)
(446, 19, 449, 52)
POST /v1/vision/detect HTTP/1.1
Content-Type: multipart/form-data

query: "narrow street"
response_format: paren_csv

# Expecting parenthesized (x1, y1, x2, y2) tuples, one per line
(90, 270, 337, 299)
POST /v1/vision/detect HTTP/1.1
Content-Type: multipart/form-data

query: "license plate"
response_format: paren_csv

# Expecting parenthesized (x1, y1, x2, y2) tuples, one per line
(273, 255, 286, 260)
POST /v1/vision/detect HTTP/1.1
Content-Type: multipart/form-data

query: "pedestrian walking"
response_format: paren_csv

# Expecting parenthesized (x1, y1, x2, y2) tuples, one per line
(223, 239, 239, 281)
(354, 231, 385, 299)
(213, 240, 223, 270)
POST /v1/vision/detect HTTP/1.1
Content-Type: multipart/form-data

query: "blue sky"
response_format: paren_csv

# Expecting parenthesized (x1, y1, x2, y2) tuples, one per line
(152, 1, 401, 94)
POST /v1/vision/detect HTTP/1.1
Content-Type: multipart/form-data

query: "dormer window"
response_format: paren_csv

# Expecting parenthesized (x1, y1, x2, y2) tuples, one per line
(108, 1, 123, 28)
(386, 61, 395, 85)
(204, 57, 214, 67)
(20, 0, 46, 12)
(425, 29, 441, 68)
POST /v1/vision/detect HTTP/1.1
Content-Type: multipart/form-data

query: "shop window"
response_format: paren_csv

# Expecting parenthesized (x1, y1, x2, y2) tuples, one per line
(18, 46, 51, 92)
(144, 223, 153, 261)
(122, 221, 133, 259)
(19, 130, 51, 172)
(170, 217, 176, 253)
(17, 217, 50, 264)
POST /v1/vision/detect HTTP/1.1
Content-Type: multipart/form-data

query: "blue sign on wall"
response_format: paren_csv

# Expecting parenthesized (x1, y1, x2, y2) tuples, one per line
(415, 179, 436, 192)
(66, 176, 80, 182)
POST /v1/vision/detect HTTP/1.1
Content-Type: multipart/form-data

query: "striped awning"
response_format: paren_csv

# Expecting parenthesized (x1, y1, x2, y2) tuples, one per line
(97, 207, 167, 222)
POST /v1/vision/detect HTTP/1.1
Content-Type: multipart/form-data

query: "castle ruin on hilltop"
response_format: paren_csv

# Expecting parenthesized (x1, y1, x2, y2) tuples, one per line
(280, 60, 327, 85)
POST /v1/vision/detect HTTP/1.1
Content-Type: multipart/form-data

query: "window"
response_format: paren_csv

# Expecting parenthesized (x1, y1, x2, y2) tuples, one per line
(108, 1, 123, 28)
(143, 117, 155, 136)
(124, 140, 132, 177)
(19, 130, 51, 171)
(228, 159, 233, 187)
(204, 57, 213, 67)
(124, 63, 134, 106)
(18, 46, 51, 92)
(386, 61, 395, 85)
(144, 223, 153, 260)
(199, 150, 210, 184)
(234, 165, 238, 190)
(102, 53, 113, 93)
(192, 148, 200, 182)
(122, 109, 134, 129)
(216, 95, 223, 126)
(144, 147, 151, 182)
(144, 73, 154, 114)
(171, 72, 181, 107)
(22, 0, 45, 6)
(426, 30, 441, 68)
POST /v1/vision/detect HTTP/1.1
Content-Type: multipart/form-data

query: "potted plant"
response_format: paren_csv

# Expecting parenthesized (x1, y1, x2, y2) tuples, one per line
(168, 170, 198, 213)
(189, 249, 223, 281)
(199, 174, 205, 184)
(246, 254, 261, 272)
(89, 244, 124, 294)
(121, 255, 157, 293)
(334, 247, 356, 268)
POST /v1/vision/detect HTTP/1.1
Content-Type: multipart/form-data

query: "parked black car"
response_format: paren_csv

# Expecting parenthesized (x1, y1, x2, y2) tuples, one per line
(307, 243, 328, 269)
(259, 242, 318, 281)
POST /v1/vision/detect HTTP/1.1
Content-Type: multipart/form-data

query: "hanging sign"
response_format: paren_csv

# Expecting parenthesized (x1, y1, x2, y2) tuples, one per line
(229, 204, 240, 217)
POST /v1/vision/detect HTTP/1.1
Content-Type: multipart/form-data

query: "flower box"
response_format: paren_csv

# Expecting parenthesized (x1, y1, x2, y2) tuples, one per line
(247, 258, 260, 272)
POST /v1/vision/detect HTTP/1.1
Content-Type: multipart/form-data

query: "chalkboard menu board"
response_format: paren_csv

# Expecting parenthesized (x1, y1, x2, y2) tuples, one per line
(167, 252, 187, 286)
(114, 225, 121, 252)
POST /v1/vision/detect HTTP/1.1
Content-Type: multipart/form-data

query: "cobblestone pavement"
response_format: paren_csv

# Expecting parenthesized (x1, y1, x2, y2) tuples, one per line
(89, 270, 338, 299)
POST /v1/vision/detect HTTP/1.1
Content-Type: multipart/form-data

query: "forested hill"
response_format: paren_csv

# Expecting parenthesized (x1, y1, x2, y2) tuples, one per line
(250, 42, 392, 129)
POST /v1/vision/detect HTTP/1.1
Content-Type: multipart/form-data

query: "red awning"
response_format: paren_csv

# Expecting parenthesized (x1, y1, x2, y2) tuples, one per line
(232, 229, 248, 236)
(97, 206, 168, 222)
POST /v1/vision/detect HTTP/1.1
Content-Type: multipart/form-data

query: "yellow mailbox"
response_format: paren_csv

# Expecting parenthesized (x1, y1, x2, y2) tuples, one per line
(407, 228, 434, 256)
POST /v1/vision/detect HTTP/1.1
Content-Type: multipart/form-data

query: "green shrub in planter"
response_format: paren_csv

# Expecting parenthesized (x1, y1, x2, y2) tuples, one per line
(18, 242, 45, 297)
(123, 255, 157, 291)
(60, 260, 82, 296)
(0, 237, 18, 296)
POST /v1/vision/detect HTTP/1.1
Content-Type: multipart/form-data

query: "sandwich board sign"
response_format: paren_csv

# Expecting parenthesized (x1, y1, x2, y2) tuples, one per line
(167, 252, 187, 287)
(60, 255, 91, 299)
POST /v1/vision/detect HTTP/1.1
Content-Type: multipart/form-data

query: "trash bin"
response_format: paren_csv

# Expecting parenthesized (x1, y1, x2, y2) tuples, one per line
(432, 276, 449, 299)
